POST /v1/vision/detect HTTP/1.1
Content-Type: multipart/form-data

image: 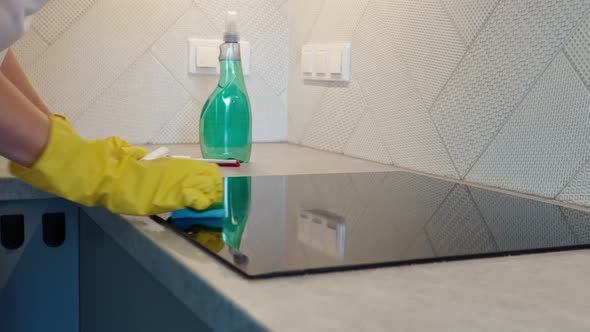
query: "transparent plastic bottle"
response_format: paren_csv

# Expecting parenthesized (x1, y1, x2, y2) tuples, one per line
(222, 176, 251, 250)
(199, 11, 252, 162)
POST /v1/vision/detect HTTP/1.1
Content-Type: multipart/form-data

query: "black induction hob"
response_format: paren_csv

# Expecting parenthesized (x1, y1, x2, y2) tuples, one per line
(155, 171, 590, 279)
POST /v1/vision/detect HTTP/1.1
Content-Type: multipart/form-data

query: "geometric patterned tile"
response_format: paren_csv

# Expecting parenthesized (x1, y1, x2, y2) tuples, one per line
(353, 2, 458, 178)
(149, 99, 201, 144)
(561, 206, 590, 244)
(343, 111, 392, 165)
(150, 6, 221, 104)
(441, 0, 500, 45)
(425, 185, 498, 256)
(564, 13, 590, 92)
(247, 74, 287, 142)
(74, 53, 191, 144)
(194, 0, 281, 39)
(301, 81, 367, 154)
(32, 0, 96, 44)
(149, 75, 287, 144)
(288, 0, 325, 66)
(471, 187, 576, 251)
(431, 0, 590, 177)
(195, 0, 288, 96)
(11, 29, 49, 66)
(287, 0, 327, 144)
(250, 7, 288, 96)
(466, 53, 590, 198)
(558, 163, 590, 206)
(286, 74, 328, 144)
(151, 3, 287, 142)
(25, 0, 192, 122)
(307, 0, 370, 43)
(373, 0, 466, 108)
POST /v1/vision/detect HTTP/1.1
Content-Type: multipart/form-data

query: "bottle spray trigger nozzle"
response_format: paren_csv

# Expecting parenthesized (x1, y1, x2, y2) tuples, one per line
(224, 11, 240, 42)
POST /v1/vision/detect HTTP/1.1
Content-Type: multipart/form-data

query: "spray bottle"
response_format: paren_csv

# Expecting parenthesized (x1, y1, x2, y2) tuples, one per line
(199, 11, 252, 163)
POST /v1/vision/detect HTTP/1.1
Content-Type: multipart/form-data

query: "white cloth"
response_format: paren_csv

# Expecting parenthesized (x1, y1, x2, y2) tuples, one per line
(0, 0, 48, 52)
(0, 50, 6, 64)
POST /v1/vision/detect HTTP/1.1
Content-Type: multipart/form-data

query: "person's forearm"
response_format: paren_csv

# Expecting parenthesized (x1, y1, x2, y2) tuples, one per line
(0, 49, 52, 116)
(0, 71, 50, 167)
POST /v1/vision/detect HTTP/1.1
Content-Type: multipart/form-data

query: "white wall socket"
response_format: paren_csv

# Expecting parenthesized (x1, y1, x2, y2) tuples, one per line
(188, 38, 251, 76)
(301, 43, 351, 82)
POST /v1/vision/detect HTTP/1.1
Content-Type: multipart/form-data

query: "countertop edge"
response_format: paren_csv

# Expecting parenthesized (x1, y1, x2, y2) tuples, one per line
(81, 206, 270, 332)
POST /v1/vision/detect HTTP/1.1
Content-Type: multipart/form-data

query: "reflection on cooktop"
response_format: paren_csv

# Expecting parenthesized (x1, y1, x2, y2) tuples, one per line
(160, 172, 590, 279)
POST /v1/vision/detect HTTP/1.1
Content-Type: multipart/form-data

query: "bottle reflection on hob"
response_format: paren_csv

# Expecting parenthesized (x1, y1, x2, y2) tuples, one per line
(222, 176, 251, 251)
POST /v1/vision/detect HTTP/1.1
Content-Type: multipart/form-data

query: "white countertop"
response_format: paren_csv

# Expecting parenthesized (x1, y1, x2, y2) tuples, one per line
(4, 143, 590, 331)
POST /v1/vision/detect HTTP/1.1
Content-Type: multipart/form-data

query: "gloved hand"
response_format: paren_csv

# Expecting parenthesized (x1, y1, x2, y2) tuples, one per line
(55, 114, 147, 160)
(10, 115, 223, 215)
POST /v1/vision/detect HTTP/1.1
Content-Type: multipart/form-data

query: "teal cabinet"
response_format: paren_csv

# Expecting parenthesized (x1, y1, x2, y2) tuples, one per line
(0, 199, 79, 332)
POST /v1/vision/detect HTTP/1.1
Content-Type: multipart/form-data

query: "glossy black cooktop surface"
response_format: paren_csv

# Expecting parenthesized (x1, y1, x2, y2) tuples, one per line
(161, 171, 590, 279)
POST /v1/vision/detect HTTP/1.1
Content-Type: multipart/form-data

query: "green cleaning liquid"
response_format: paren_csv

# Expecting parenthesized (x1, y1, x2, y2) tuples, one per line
(222, 176, 251, 250)
(200, 11, 252, 163)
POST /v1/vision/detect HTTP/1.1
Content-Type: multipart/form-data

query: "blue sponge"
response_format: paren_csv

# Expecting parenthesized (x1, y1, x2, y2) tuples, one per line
(171, 206, 226, 219)
(170, 203, 226, 230)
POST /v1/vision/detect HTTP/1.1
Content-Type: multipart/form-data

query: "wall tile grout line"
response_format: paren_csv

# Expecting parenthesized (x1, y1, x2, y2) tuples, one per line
(437, 0, 468, 47)
(147, 98, 195, 144)
(555, 161, 589, 199)
(148, 48, 202, 104)
(367, 110, 397, 167)
(24, 5, 93, 68)
(341, 1, 394, 164)
(425, 0, 503, 115)
(424, 0, 503, 178)
(463, 6, 590, 180)
(357, 0, 456, 172)
(552, 44, 590, 199)
(145, 50, 196, 144)
(25, 0, 100, 67)
(71, 2, 193, 125)
(426, 110, 461, 178)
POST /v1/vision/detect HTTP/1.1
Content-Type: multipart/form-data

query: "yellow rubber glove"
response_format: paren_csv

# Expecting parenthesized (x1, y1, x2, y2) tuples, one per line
(10, 115, 223, 216)
(55, 114, 147, 160)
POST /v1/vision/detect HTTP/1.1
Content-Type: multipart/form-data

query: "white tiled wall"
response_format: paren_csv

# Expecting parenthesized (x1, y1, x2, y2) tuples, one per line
(13, 0, 590, 209)
(289, 0, 590, 208)
(13, 0, 288, 144)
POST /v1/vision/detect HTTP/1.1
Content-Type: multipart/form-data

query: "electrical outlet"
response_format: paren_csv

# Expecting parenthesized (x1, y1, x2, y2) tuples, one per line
(301, 43, 351, 82)
(188, 38, 251, 76)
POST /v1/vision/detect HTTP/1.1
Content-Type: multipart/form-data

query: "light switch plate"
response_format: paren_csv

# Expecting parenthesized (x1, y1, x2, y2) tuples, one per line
(188, 38, 251, 76)
(301, 43, 351, 82)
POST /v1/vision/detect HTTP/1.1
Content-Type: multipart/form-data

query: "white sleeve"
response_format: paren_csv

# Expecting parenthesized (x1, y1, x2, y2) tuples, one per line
(0, 0, 48, 52)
